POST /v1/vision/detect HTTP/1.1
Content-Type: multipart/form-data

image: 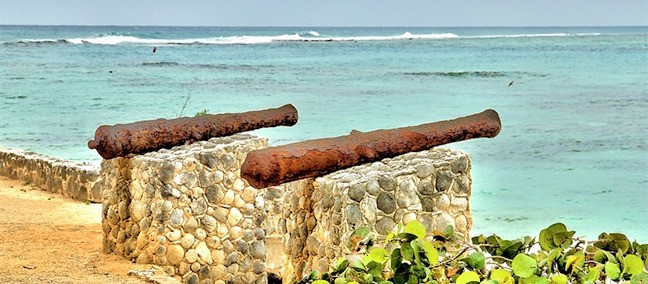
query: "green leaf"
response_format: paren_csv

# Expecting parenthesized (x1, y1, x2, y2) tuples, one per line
(586, 265, 601, 282)
(605, 261, 621, 280)
(350, 259, 365, 271)
(565, 251, 585, 272)
(386, 232, 395, 244)
(550, 273, 568, 284)
(365, 247, 389, 265)
(593, 248, 616, 264)
(396, 232, 419, 242)
(422, 267, 432, 282)
(421, 239, 439, 265)
(472, 235, 486, 245)
(634, 243, 648, 259)
(630, 272, 648, 283)
(538, 229, 556, 252)
(545, 248, 561, 274)
(592, 248, 606, 263)
(308, 270, 319, 280)
(512, 254, 537, 278)
(335, 258, 349, 273)
(334, 278, 347, 284)
(410, 265, 426, 279)
(391, 248, 402, 271)
(486, 235, 502, 245)
(500, 241, 524, 259)
(393, 271, 407, 284)
(552, 230, 575, 248)
(462, 252, 486, 270)
(623, 254, 644, 276)
(538, 223, 567, 251)
(431, 266, 445, 280)
(456, 271, 480, 284)
(523, 236, 534, 247)
(609, 233, 631, 254)
(482, 235, 503, 255)
(313, 280, 330, 284)
(404, 220, 426, 239)
(596, 233, 632, 254)
(519, 275, 548, 284)
(547, 223, 568, 232)
(411, 240, 422, 266)
(408, 274, 419, 284)
(345, 269, 364, 283)
(378, 281, 394, 284)
(490, 269, 514, 284)
(366, 261, 383, 278)
(363, 273, 373, 283)
(401, 242, 414, 262)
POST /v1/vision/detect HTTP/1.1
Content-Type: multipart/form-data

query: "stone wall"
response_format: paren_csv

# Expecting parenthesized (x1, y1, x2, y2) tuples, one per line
(1, 132, 475, 284)
(99, 133, 474, 284)
(100, 134, 269, 284)
(0, 147, 101, 202)
(273, 148, 473, 283)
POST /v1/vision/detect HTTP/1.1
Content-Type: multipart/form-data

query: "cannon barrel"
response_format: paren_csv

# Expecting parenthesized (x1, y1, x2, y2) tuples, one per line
(241, 109, 501, 189)
(88, 104, 298, 159)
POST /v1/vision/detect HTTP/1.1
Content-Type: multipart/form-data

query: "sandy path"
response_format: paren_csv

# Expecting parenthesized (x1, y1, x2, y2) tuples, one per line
(0, 175, 148, 283)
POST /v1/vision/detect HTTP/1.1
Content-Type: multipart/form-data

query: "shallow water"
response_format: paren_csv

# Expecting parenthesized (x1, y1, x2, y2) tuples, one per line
(1, 25, 646, 241)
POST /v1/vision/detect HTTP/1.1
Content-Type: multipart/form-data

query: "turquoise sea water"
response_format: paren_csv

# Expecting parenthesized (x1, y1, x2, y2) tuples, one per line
(1, 26, 647, 241)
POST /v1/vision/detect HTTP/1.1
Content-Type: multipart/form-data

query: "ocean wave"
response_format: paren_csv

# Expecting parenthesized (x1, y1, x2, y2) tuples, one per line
(298, 30, 320, 37)
(3, 32, 459, 46)
(472, 32, 602, 39)
(3, 31, 605, 46)
(282, 32, 460, 42)
(3, 39, 73, 45)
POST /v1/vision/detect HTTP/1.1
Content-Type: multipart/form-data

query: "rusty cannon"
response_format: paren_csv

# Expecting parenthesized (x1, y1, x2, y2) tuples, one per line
(88, 104, 298, 159)
(241, 109, 501, 189)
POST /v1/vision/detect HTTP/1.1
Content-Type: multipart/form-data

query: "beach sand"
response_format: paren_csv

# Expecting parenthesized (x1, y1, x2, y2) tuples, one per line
(0, 175, 152, 283)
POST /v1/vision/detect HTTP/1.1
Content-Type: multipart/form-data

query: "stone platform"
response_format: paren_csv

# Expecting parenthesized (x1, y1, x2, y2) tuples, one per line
(99, 134, 473, 284)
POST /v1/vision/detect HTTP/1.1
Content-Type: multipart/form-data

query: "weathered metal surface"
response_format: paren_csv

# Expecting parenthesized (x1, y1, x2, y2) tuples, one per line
(88, 104, 298, 159)
(241, 109, 501, 189)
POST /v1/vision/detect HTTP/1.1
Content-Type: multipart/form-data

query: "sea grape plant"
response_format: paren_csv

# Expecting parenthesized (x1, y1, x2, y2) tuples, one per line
(194, 109, 210, 117)
(296, 221, 647, 284)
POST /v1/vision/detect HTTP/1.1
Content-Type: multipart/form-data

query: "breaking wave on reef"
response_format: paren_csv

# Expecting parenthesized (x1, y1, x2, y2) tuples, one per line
(1, 30, 608, 46)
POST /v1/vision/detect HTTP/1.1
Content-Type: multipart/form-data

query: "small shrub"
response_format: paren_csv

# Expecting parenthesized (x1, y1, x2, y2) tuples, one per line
(297, 221, 648, 284)
(194, 109, 209, 117)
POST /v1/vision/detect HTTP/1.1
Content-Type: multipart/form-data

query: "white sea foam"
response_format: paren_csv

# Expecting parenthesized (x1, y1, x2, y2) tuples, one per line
(17, 32, 460, 46)
(67, 35, 164, 45)
(473, 32, 601, 39)
(276, 32, 459, 42)
(11, 31, 603, 46)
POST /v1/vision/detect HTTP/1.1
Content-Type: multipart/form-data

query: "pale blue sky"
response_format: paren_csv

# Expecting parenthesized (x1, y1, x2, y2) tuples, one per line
(1, 0, 647, 27)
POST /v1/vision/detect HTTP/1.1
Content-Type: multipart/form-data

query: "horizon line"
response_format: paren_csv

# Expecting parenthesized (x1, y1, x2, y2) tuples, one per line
(1, 24, 647, 28)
